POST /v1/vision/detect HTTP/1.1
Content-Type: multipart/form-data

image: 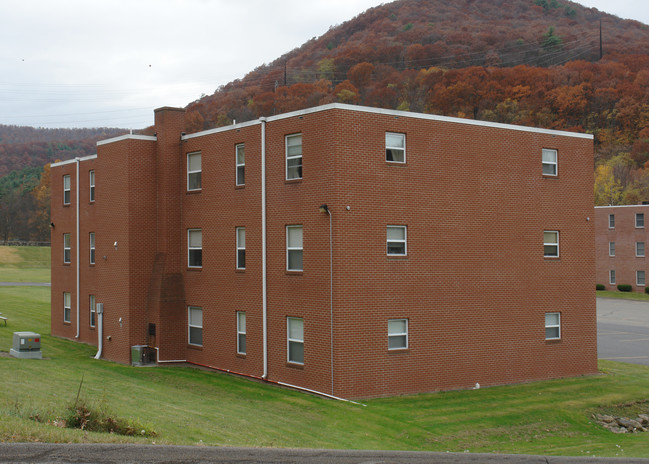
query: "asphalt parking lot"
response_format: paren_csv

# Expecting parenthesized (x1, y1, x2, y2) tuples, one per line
(597, 297, 649, 365)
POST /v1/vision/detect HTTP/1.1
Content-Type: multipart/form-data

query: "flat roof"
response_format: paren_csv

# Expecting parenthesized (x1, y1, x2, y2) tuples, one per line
(50, 154, 97, 168)
(181, 103, 594, 142)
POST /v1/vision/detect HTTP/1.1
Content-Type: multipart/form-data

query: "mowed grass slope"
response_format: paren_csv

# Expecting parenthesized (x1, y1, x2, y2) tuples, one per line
(0, 246, 50, 283)
(1, 248, 649, 456)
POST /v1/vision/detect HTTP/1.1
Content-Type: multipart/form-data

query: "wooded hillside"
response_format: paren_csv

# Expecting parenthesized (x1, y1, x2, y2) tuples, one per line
(2, 0, 649, 241)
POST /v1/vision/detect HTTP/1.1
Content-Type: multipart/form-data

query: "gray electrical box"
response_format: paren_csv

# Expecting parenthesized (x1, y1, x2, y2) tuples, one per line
(10, 332, 43, 359)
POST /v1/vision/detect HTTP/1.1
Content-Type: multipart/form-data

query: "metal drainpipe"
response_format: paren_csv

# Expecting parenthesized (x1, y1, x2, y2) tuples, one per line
(75, 157, 80, 339)
(326, 207, 333, 396)
(260, 117, 268, 379)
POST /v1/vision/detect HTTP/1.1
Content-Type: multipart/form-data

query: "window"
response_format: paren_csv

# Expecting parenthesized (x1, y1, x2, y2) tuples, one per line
(387, 226, 407, 256)
(609, 242, 615, 257)
(63, 175, 71, 205)
(187, 152, 202, 191)
(388, 319, 408, 350)
(286, 225, 303, 271)
(237, 311, 246, 355)
(542, 148, 557, 176)
(63, 292, 71, 323)
(610, 270, 616, 285)
(543, 231, 559, 258)
(286, 134, 302, 180)
(236, 227, 245, 270)
(386, 132, 405, 163)
(188, 306, 203, 346)
(545, 312, 561, 340)
(89, 170, 95, 202)
(188, 229, 202, 268)
(236, 143, 245, 186)
(609, 214, 615, 229)
(637, 270, 646, 286)
(89, 294, 96, 328)
(637, 242, 645, 257)
(287, 317, 304, 364)
(89, 232, 95, 264)
(63, 234, 71, 264)
(637, 213, 645, 228)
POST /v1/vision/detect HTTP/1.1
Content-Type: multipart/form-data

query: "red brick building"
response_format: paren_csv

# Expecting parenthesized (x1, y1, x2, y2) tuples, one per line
(595, 205, 649, 292)
(51, 103, 597, 398)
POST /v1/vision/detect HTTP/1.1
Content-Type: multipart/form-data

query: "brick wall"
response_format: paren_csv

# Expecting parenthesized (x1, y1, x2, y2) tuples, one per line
(595, 205, 649, 292)
(51, 104, 597, 398)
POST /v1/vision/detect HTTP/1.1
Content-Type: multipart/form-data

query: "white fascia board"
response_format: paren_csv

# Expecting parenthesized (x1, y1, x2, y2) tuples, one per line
(595, 205, 649, 209)
(96, 134, 157, 146)
(268, 103, 594, 140)
(182, 119, 261, 141)
(51, 154, 98, 168)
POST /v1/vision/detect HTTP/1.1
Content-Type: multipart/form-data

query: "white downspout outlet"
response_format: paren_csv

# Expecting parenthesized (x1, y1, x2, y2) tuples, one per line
(94, 303, 103, 359)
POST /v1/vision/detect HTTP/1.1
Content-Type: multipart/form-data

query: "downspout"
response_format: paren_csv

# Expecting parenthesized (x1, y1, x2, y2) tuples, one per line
(94, 303, 103, 359)
(327, 208, 333, 396)
(260, 117, 268, 379)
(75, 157, 80, 339)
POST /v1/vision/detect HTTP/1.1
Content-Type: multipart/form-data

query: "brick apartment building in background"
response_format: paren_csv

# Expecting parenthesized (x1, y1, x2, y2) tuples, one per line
(595, 205, 649, 292)
(50, 103, 597, 398)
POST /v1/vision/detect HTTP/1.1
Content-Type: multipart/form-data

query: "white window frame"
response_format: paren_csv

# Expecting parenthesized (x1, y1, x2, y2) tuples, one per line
(237, 311, 246, 355)
(89, 170, 95, 202)
(542, 148, 557, 176)
(637, 242, 645, 258)
(63, 174, 71, 205)
(609, 214, 615, 229)
(610, 269, 616, 285)
(386, 132, 406, 163)
(387, 225, 407, 256)
(63, 233, 71, 264)
(286, 225, 303, 271)
(286, 134, 303, 180)
(636, 213, 645, 228)
(544, 231, 559, 258)
(63, 292, 71, 323)
(287, 317, 304, 364)
(545, 312, 561, 340)
(637, 270, 646, 287)
(187, 151, 202, 191)
(188, 306, 203, 346)
(609, 241, 615, 257)
(188, 229, 202, 268)
(236, 143, 245, 186)
(236, 227, 245, 270)
(388, 319, 408, 350)
(89, 294, 96, 328)
(89, 232, 95, 265)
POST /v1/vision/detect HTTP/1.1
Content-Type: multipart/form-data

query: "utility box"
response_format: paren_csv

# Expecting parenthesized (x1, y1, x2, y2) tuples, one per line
(10, 332, 43, 359)
(131, 345, 153, 366)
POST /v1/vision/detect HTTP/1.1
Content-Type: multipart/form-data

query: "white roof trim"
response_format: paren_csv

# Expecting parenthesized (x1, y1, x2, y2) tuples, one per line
(51, 154, 98, 168)
(97, 134, 157, 146)
(182, 119, 261, 140)
(266, 103, 593, 139)
(595, 205, 649, 209)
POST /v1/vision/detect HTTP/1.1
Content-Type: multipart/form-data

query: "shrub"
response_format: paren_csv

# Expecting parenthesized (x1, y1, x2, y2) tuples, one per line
(617, 284, 633, 292)
(645, 287, 649, 295)
(61, 399, 156, 437)
(596, 284, 605, 291)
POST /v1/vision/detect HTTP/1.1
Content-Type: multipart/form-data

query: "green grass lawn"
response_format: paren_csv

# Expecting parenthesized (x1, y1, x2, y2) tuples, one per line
(0, 246, 50, 283)
(1, 285, 649, 457)
(0, 247, 647, 455)
(597, 289, 649, 301)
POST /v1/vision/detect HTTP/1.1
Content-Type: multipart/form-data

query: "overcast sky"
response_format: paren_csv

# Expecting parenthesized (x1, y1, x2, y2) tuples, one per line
(1, 0, 647, 129)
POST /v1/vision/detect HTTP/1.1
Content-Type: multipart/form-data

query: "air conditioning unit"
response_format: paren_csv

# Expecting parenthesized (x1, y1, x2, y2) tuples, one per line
(131, 345, 153, 366)
(10, 332, 43, 359)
